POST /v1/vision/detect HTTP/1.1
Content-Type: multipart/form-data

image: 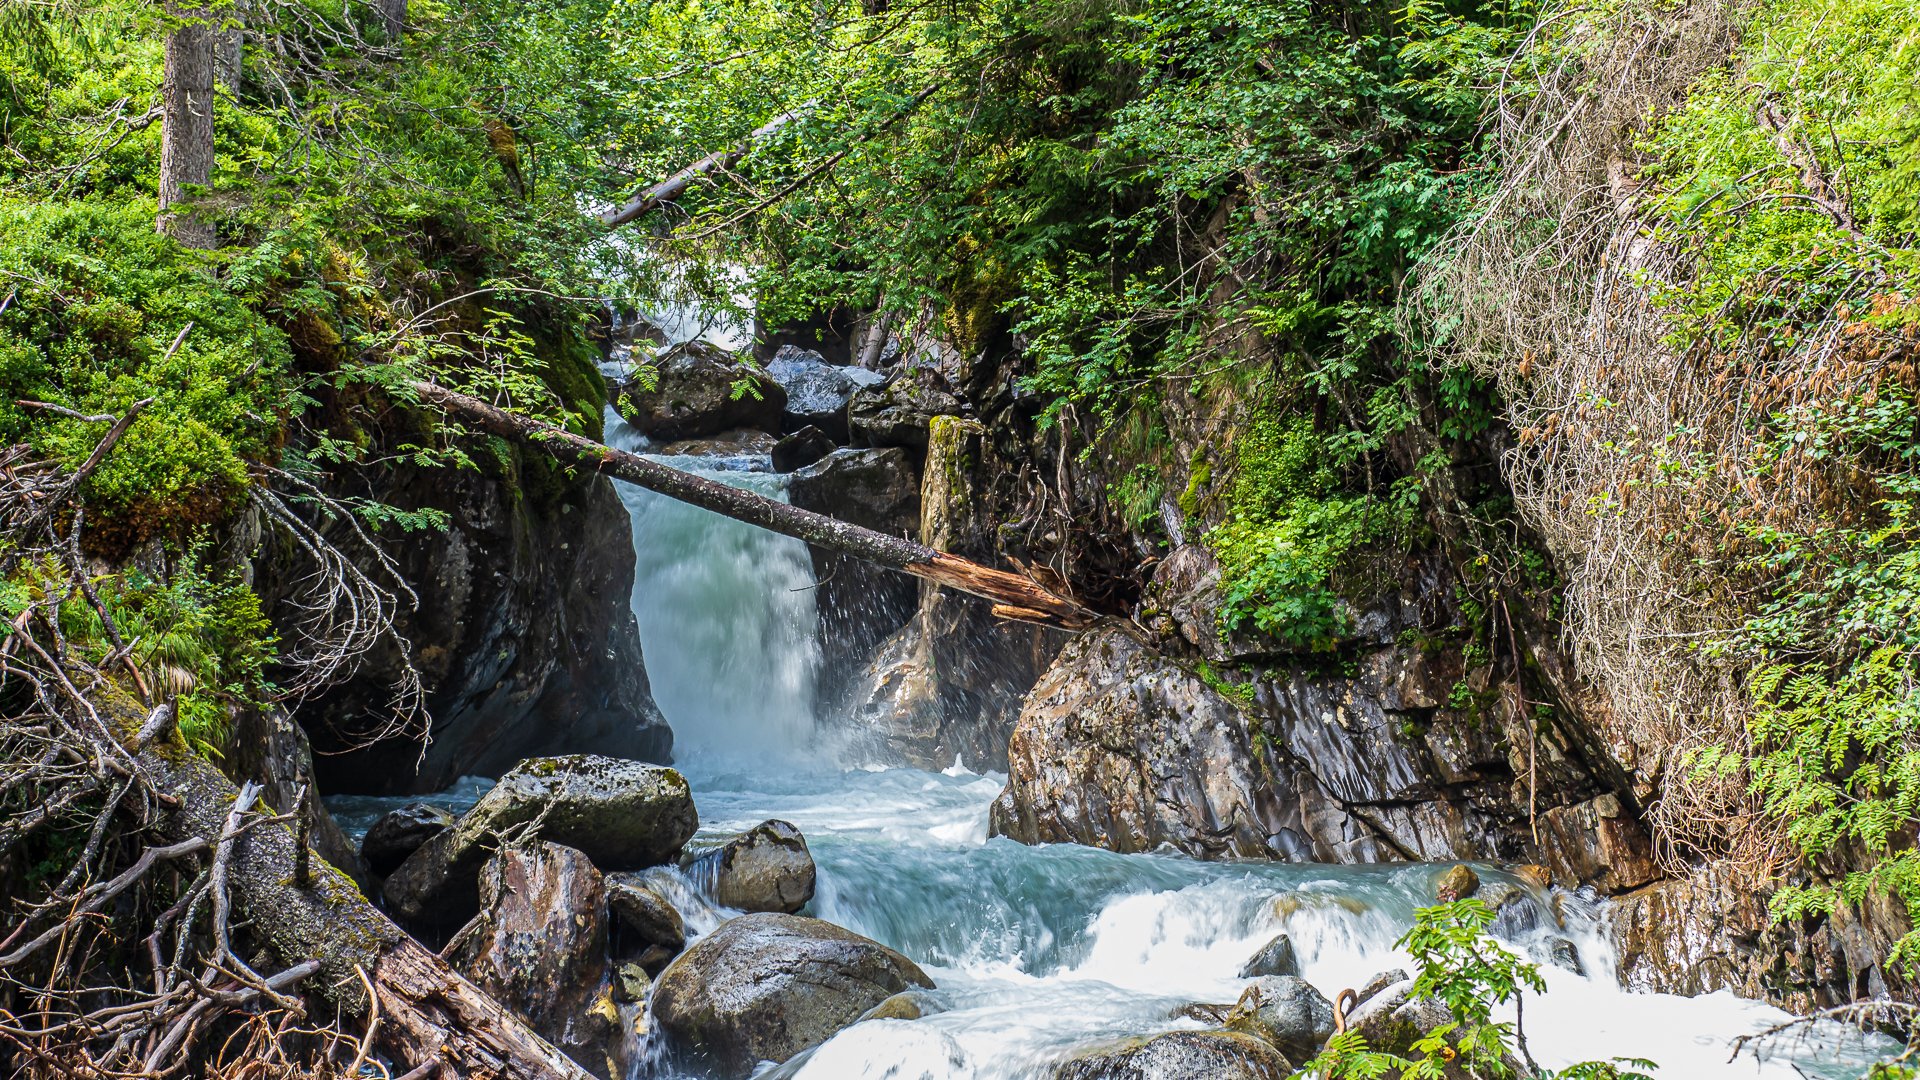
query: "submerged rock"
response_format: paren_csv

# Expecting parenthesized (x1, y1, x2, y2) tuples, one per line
(360, 803, 453, 877)
(1222, 976, 1334, 1062)
(1237, 933, 1300, 978)
(651, 912, 935, 1079)
(1052, 1030, 1293, 1079)
(687, 819, 816, 914)
(383, 755, 697, 930)
(444, 842, 618, 1078)
(615, 339, 785, 441)
(766, 345, 886, 441)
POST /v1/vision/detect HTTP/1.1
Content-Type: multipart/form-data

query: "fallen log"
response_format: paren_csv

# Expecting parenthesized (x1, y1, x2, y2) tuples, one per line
(116, 691, 592, 1080)
(410, 380, 1098, 630)
(599, 111, 802, 228)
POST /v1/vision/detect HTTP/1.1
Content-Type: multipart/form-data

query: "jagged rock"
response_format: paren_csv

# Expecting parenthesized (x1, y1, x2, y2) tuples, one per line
(1436, 864, 1480, 902)
(384, 755, 697, 931)
(1052, 1030, 1293, 1079)
(989, 628, 1358, 860)
(360, 802, 453, 877)
(1535, 794, 1659, 894)
(655, 428, 778, 456)
(687, 819, 816, 914)
(1143, 545, 1280, 663)
(785, 447, 922, 700)
(615, 339, 785, 441)
(444, 842, 618, 1079)
(651, 912, 935, 1079)
(1222, 976, 1334, 1062)
(1238, 933, 1300, 978)
(766, 345, 886, 441)
(1511, 864, 1553, 889)
(772, 425, 837, 473)
(847, 367, 965, 450)
(607, 875, 688, 956)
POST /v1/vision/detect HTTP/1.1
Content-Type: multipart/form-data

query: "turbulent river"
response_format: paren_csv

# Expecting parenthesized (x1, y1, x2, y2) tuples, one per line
(334, 416, 1897, 1079)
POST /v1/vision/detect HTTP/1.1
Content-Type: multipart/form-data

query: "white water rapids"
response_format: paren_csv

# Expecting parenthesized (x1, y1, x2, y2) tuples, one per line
(332, 419, 1899, 1079)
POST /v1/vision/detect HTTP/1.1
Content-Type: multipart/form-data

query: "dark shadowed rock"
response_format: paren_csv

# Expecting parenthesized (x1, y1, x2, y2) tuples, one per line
(607, 874, 688, 957)
(360, 802, 453, 877)
(655, 428, 778, 457)
(1052, 1030, 1292, 1079)
(847, 368, 964, 450)
(615, 340, 785, 441)
(652, 912, 935, 1079)
(1238, 933, 1299, 978)
(772, 426, 837, 473)
(766, 346, 886, 441)
(688, 819, 816, 914)
(1223, 976, 1334, 1062)
(383, 755, 696, 930)
(444, 842, 619, 1078)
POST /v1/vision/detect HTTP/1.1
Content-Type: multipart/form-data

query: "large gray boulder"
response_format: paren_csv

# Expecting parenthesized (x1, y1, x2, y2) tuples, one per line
(1237, 933, 1300, 979)
(652, 912, 934, 1078)
(846, 368, 964, 450)
(766, 345, 885, 441)
(1052, 1031, 1292, 1079)
(616, 340, 785, 441)
(360, 802, 452, 877)
(1222, 976, 1334, 1062)
(688, 819, 816, 914)
(383, 755, 697, 930)
(443, 842, 620, 1078)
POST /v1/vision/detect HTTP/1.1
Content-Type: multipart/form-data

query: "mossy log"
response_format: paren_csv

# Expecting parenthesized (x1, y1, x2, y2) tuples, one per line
(411, 380, 1098, 630)
(118, 693, 591, 1080)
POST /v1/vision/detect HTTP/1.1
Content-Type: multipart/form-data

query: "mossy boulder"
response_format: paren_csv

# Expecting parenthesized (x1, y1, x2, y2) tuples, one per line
(651, 912, 934, 1079)
(615, 340, 784, 441)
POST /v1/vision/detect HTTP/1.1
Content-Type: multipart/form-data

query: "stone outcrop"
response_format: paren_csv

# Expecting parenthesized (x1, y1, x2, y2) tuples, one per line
(383, 755, 696, 930)
(847, 367, 966, 450)
(686, 819, 817, 914)
(651, 912, 935, 1079)
(772, 426, 836, 473)
(614, 339, 785, 441)
(444, 842, 621, 1078)
(1052, 1030, 1293, 1079)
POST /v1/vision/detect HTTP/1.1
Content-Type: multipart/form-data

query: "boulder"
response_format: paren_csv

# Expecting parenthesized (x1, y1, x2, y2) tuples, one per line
(766, 345, 885, 441)
(444, 842, 619, 1078)
(615, 339, 785, 441)
(1237, 933, 1299, 978)
(1354, 968, 1409, 1009)
(607, 875, 688, 957)
(1436, 864, 1480, 902)
(1222, 976, 1334, 1062)
(655, 428, 778, 457)
(772, 426, 837, 473)
(383, 755, 696, 930)
(687, 819, 816, 914)
(1344, 979, 1521, 1078)
(847, 368, 964, 450)
(652, 912, 935, 1079)
(359, 802, 453, 877)
(1052, 1031, 1293, 1079)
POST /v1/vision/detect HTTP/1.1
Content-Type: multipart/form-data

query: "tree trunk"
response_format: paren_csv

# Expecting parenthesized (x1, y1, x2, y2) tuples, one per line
(600, 111, 801, 228)
(120, 691, 592, 1080)
(377, 0, 406, 44)
(213, 0, 244, 92)
(159, 1, 218, 247)
(411, 381, 1098, 629)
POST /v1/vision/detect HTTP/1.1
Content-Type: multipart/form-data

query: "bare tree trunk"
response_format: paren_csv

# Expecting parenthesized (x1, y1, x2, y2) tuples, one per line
(377, 0, 406, 43)
(412, 381, 1098, 629)
(159, 1, 218, 247)
(856, 313, 892, 369)
(213, 0, 244, 92)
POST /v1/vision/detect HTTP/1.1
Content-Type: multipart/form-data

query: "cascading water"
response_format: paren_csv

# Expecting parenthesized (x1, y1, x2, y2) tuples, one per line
(600, 438, 1895, 1079)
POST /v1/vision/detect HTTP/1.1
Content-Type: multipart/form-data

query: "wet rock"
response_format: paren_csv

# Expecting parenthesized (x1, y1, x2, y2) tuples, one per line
(990, 628, 1355, 861)
(766, 346, 886, 441)
(615, 339, 785, 441)
(1548, 937, 1584, 975)
(1488, 889, 1545, 939)
(1345, 980, 1453, 1057)
(1143, 546, 1282, 664)
(1535, 794, 1659, 894)
(383, 755, 697, 930)
(607, 875, 688, 955)
(1170, 1002, 1234, 1025)
(1223, 976, 1334, 1062)
(655, 428, 778, 456)
(651, 912, 935, 1079)
(858, 989, 945, 1022)
(1238, 933, 1300, 978)
(687, 819, 816, 914)
(360, 803, 453, 877)
(1436, 864, 1480, 902)
(1052, 1030, 1293, 1079)
(1355, 968, 1409, 1008)
(847, 368, 965, 450)
(772, 425, 837, 473)
(444, 842, 618, 1078)
(612, 961, 651, 1005)
(1511, 864, 1553, 889)
(786, 448, 920, 536)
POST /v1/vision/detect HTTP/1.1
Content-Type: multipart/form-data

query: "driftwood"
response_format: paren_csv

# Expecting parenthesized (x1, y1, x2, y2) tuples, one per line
(410, 381, 1098, 630)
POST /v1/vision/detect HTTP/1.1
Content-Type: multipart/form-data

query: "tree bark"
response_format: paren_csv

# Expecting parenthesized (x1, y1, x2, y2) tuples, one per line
(411, 381, 1098, 629)
(377, 0, 406, 44)
(120, 692, 592, 1080)
(159, 1, 218, 247)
